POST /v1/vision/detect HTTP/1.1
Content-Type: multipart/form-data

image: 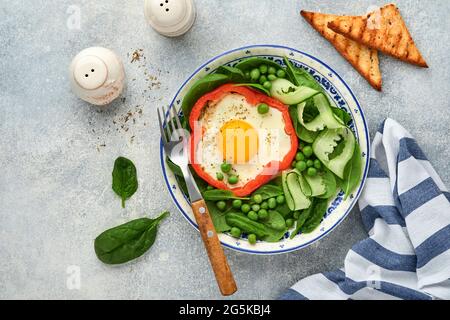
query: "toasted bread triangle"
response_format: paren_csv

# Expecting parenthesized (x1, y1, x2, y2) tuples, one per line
(327, 3, 428, 67)
(301, 10, 382, 90)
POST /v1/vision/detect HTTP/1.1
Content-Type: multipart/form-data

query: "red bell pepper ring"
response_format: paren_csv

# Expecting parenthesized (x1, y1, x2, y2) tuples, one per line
(189, 84, 298, 197)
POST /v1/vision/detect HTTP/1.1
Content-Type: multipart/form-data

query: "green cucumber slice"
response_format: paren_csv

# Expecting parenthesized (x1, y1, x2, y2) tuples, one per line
(270, 78, 318, 105)
(282, 171, 311, 211)
(313, 128, 356, 179)
(303, 173, 326, 197)
(297, 94, 345, 132)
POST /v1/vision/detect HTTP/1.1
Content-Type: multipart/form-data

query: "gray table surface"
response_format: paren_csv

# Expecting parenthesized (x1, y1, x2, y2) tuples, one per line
(1, 0, 449, 300)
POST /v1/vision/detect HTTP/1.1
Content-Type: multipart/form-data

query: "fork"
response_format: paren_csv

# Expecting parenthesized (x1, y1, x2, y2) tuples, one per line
(158, 105, 237, 296)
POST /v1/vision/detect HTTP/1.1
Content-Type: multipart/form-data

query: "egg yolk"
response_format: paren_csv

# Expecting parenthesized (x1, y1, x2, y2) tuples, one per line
(218, 120, 259, 164)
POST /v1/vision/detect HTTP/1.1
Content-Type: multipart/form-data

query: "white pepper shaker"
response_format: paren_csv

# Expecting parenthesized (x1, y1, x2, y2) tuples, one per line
(69, 47, 125, 106)
(144, 0, 196, 37)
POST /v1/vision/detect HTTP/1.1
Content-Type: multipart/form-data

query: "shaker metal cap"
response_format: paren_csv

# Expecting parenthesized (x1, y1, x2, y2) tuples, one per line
(144, 0, 196, 37)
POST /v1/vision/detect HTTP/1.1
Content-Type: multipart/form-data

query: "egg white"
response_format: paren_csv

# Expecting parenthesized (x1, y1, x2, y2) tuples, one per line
(194, 93, 292, 188)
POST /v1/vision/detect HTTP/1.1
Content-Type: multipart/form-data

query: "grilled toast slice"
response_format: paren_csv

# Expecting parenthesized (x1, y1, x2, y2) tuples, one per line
(327, 3, 428, 67)
(301, 10, 382, 90)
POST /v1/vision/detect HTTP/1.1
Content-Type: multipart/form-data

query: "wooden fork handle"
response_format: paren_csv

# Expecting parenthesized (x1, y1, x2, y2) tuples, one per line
(191, 199, 237, 296)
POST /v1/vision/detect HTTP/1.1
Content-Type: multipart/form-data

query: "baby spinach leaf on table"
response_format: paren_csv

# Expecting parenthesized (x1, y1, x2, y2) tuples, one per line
(112, 157, 138, 208)
(342, 143, 362, 200)
(216, 66, 246, 83)
(234, 57, 283, 73)
(202, 189, 249, 201)
(301, 198, 329, 234)
(94, 212, 169, 265)
(181, 73, 229, 121)
(233, 83, 271, 96)
(251, 184, 284, 201)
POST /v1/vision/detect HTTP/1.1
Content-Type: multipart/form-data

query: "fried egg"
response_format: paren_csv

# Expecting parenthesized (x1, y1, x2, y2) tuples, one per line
(192, 92, 295, 190)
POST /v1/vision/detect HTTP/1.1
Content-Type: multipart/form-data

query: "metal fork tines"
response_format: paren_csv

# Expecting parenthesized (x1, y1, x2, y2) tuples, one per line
(157, 105, 202, 202)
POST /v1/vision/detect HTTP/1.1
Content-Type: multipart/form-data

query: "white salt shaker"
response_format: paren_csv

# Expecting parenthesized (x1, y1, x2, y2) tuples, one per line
(144, 0, 196, 37)
(69, 47, 125, 106)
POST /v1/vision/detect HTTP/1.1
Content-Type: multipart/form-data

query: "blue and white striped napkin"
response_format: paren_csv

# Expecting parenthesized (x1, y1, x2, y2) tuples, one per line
(280, 118, 450, 300)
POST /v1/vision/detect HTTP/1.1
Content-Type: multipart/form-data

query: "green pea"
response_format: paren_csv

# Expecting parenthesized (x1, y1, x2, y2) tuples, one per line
(268, 198, 277, 209)
(268, 66, 277, 74)
(216, 201, 226, 211)
(276, 195, 285, 204)
(221, 162, 232, 173)
(206, 185, 214, 190)
(245, 71, 250, 80)
(263, 81, 272, 90)
(250, 68, 260, 82)
(295, 161, 307, 172)
(261, 201, 268, 209)
(251, 204, 260, 212)
(248, 234, 257, 244)
(228, 175, 239, 184)
(293, 211, 300, 219)
(306, 160, 314, 167)
(257, 103, 269, 114)
(267, 74, 277, 81)
(230, 227, 241, 238)
(241, 204, 251, 213)
(276, 69, 286, 78)
(291, 160, 297, 168)
(259, 75, 267, 85)
(216, 172, 224, 181)
(303, 145, 313, 158)
(286, 218, 294, 228)
(259, 64, 268, 74)
(232, 199, 242, 209)
(307, 167, 317, 176)
(314, 159, 322, 169)
(296, 152, 305, 161)
(258, 209, 268, 219)
(252, 194, 263, 204)
(248, 211, 259, 221)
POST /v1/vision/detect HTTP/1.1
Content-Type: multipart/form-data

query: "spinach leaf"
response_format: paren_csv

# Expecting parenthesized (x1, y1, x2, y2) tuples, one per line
(263, 210, 286, 231)
(283, 57, 323, 92)
(251, 184, 284, 201)
(207, 202, 232, 232)
(181, 73, 229, 121)
(317, 168, 338, 199)
(288, 104, 318, 143)
(112, 157, 138, 208)
(275, 202, 293, 218)
(289, 208, 312, 239)
(216, 66, 246, 83)
(166, 156, 183, 177)
(234, 57, 282, 73)
(342, 143, 362, 200)
(202, 189, 249, 201)
(233, 83, 271, 96)
(302, 199, 328, 233)
(332, 107, 352, 125)
(94, 212, 169, 265)
(263, 225, 288, 243)
(268, 176, 283, 187)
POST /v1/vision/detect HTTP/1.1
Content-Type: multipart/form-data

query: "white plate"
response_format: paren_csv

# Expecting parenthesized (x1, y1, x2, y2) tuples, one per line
(160, 45, 370, 255)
